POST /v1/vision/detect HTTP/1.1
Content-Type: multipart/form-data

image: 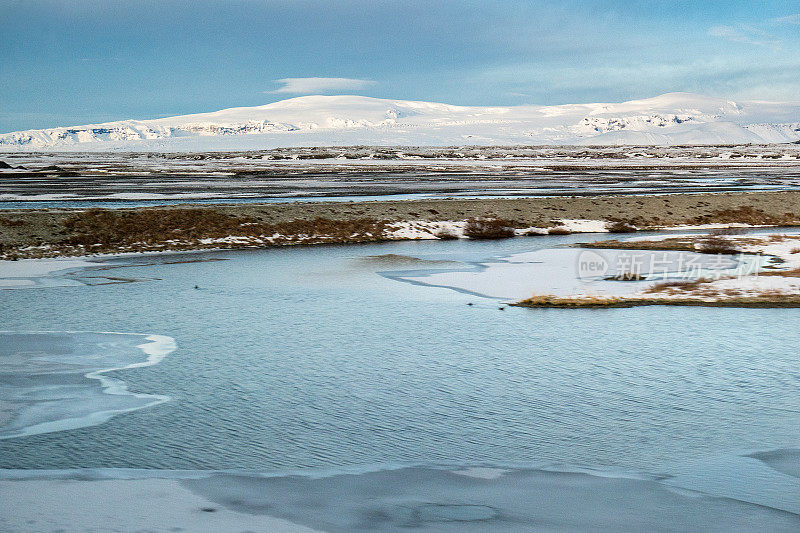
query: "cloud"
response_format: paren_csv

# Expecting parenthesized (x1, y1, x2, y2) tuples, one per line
(504, 91, 534, 98)
(270, 77, 376, 94)
(708, 25, 781, 49)
(478, 53, 800, 104)
(773, 14, 800, 25)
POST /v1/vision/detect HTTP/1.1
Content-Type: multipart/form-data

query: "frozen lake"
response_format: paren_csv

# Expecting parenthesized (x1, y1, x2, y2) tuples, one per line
(1, 232, 799, 529)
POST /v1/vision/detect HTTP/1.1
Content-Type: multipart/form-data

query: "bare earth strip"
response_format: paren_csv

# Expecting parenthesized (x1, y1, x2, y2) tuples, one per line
(1, 191, 800, 259)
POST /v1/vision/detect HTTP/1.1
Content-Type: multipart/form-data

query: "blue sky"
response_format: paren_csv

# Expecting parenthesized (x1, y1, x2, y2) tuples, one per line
(1, 0, 799, 132)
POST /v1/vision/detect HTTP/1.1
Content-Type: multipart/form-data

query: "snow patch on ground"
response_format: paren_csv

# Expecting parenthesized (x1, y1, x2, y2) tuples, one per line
(385, 221, 466, 239)
(552, 219, 610, 233)
(384, 219, 610, 240)
(0, 478, 317, 533)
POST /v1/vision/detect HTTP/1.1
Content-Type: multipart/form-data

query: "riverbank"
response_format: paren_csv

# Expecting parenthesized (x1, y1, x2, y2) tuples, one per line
(1, 191, 799, 259)
(2, 458, 798, 532)
(515, 231, 800, 308)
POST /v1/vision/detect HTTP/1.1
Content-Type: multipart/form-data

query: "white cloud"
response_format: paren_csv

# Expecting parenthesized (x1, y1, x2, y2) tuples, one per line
(270, 77, 376, 94)
(708, 25, 781, 49)
(479, 54, 800, 103)
(773, 14, 800, 25)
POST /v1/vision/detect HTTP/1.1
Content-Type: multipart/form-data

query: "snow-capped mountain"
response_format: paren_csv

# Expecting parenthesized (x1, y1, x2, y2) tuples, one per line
(2, 92, 800, 151)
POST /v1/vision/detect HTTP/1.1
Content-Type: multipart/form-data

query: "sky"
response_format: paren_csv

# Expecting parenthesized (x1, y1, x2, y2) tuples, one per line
(1, 0, 799, 132)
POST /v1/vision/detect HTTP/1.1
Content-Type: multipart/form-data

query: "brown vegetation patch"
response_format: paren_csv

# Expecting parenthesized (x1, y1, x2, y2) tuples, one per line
(688, 206, 798, 226)
(580, 233, 743, 255)
(62, 208, 250, 246)
(57, 208, 389, 253)
(696, 236, 740, 255)
(605, 221, 637, 233)
(578, 238, 696, 252)
(760, 267, 800, 278)
(514, 292, 800, 308)
(604, 272, 647, 281)
(514, 295, 625, 308)
(0, 216, 26, 227)
(645, 277, 714, 294)
(463, 218, 517, 240)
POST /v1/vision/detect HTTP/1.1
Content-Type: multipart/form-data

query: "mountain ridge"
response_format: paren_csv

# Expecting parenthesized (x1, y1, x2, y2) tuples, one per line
(3, 92, 800, 151)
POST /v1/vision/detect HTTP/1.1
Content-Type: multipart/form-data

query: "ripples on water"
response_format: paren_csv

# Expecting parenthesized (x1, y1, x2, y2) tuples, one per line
(0, 233, 797, 477)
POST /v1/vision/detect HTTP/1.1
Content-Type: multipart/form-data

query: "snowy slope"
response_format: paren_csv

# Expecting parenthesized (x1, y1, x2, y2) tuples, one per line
(2, 92, 800, 151)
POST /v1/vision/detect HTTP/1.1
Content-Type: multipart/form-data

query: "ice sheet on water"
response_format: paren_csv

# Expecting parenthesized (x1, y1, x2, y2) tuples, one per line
(665, 449, 800, 516)
(0, 331, 176, 440)
(390, 247, 763, 300)
(2, 449, 798, 531)
(181, 465, 800, 531)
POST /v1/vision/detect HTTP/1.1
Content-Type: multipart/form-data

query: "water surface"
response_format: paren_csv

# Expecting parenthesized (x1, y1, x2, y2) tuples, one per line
(1, 234, 797, 475)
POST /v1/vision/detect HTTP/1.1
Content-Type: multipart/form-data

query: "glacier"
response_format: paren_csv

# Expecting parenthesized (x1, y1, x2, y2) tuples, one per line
(2, 92, 800, 151)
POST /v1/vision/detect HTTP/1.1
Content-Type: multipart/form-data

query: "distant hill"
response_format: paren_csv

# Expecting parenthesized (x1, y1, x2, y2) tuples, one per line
(2, 92, 800, 151)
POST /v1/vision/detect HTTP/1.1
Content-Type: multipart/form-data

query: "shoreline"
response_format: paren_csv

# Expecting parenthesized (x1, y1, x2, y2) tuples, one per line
(515, 231, 800, 309)
(2, 190, 799, 260)
(1, 453, 798, 531)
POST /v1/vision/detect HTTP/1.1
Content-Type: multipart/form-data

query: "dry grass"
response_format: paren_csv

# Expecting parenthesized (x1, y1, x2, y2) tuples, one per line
(0, 216, 26, 227)
(463, 218, 517, 240)
(62, 209, 246, 246)
(605, 220, 637, 233)
(696, 236, 740, 255)
(760, 267, 800, 278)
(514, 291, 800, 308)
(580, 234, 741, 255)
(645, 277, 713, 294)
(579, 238, 694, 252)
(514, 294, 625, 308)
(58, 208, 389, 252)
(689, 206, 798, 226)
(547, 227, 572, 235)
(604, 272, 647, 281)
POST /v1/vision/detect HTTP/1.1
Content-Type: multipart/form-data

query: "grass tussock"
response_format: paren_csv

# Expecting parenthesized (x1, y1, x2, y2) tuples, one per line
(515, 291, 800, 308)
(605, 220, 637, 233)
(463, 218, 517, 240)
(604, 272, 647, 281)
(645, 277, 713, 294)
(696, 236, 740, 255)
(514, 294, 625, 308)
(547, 227, 572, 235)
